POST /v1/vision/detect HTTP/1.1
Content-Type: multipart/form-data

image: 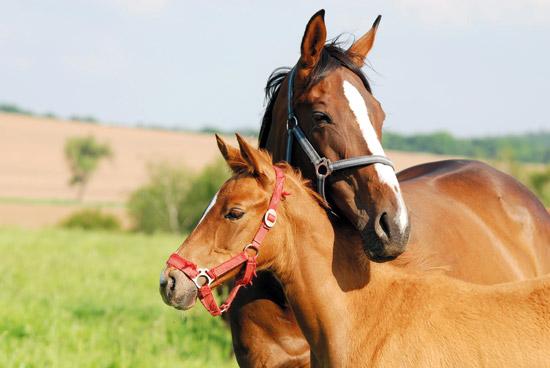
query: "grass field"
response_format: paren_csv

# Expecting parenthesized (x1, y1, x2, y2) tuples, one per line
(0, 228, 237, 368)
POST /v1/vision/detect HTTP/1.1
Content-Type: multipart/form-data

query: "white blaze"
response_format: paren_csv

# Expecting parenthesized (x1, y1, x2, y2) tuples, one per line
(342, 80, 409, 232)
(197, 191, 219, 225)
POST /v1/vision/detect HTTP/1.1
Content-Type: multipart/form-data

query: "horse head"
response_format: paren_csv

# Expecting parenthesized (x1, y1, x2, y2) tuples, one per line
(261, 10, 410, 261)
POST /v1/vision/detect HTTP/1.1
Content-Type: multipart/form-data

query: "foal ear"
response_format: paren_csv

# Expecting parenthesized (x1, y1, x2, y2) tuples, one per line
(298, 9, 327, 80)
(235, 134, 270, 179)
(216, 134, 243, 172)
(347, 15, 381, 67)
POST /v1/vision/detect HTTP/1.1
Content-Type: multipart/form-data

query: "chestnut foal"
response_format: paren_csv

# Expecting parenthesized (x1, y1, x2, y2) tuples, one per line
(162, 136, 550, 367)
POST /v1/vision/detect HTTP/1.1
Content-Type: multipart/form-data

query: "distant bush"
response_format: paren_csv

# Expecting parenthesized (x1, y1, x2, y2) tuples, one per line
(42, 112, 57, 119)
(60, 209, 121, 231)
(179, 159, 229, 231)
(528, 167, 550, 206)
(493, 154, 550, 207)
(198, 126, 258, 137)
(0, 103, 33, 115)
(70, 115, 98, 123)
(127, 159, 229, 234)
(127, 163, 193, 234)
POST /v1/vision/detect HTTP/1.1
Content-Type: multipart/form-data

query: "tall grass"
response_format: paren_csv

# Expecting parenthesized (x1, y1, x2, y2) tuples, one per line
(0, 228, 236, 368)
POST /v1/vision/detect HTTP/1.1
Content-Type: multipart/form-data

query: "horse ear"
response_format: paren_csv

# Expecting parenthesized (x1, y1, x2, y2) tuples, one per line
(297, 9, 327, 80)
(235, 134, 269, 179)
(216, 134, 243, 172)
(347, 15, 381, 67)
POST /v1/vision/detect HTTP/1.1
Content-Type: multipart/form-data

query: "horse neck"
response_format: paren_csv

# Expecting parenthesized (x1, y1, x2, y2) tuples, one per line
(263, 78, 292, 161)
(264, 119, 286, 162)
(270, 182, 408, 364)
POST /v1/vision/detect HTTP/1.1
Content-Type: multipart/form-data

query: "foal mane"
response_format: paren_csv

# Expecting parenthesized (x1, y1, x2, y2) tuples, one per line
(275, 161, 329, 211)
(258, 38, 373, 149)
(228, 149, 328, 210)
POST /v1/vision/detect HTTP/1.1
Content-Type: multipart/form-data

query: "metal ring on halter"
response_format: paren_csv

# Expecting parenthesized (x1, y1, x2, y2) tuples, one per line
(263, 209, 277, 228)
(192, 268, 213, 288)
(243, 243, 260, 255)
(315, 158, 333, 178)
(286, 115, 298, 131)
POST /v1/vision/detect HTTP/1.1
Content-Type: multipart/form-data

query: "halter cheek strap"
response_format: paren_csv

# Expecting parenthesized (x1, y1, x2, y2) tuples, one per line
(166, 166, 287, 316)
(285, 66, 395, 202)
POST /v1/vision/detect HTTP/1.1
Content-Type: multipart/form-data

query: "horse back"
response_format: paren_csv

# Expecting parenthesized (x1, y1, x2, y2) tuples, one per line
(395, 159, 550, 283)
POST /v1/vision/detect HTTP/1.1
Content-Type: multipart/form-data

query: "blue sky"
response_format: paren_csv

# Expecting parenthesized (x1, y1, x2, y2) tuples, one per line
(1, 0, 549, 136)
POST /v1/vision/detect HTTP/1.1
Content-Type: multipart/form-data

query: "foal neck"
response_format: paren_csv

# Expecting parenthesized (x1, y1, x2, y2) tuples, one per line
(270, 183, 385, 364)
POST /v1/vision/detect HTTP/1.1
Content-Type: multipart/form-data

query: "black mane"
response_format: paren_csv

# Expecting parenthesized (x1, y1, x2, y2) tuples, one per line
(258, 39, 372, 148)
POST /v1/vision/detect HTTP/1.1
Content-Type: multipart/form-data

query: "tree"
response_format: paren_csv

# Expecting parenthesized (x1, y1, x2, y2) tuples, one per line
(64, 136, 112, 200)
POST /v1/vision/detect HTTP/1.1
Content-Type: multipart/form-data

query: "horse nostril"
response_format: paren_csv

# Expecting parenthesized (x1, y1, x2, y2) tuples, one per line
(376, 212, 391, 241)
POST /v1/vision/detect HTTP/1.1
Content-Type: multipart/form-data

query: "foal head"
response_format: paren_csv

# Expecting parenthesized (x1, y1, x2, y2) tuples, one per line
(160, 135, 323, 311)
(261, 10, 409, 261)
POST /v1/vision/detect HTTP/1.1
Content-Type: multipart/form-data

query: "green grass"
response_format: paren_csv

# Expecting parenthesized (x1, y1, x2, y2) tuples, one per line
(0, 228, 237, 368)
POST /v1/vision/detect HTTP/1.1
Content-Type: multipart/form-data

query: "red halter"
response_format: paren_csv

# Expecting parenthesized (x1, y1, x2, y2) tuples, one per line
(166, 166, 287, 316)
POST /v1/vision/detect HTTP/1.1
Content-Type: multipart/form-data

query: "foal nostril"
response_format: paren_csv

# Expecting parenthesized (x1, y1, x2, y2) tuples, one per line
(159, 269, 177, 300)
(159, 270, 168, 288)
(160, 268, 199, 310)
(168, 275, 176, 291)
(375, 212, 391, 241)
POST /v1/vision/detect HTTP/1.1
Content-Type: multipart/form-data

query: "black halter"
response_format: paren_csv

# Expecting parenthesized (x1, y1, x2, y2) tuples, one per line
(285, 66, 395, 201)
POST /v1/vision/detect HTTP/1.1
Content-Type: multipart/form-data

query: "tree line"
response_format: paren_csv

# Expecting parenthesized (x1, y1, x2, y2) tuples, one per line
(4, 101, 547, 163)
(382, 131, 549, 164)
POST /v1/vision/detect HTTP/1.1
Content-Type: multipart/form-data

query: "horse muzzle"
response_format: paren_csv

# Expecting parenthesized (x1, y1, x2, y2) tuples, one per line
(159, 268, 198, 310)
(360, 210, 410, 262)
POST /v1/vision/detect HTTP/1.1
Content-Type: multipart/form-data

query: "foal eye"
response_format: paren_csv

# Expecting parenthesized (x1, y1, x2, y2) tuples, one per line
(225, 208, 245, 221)
(312, 111, 332, 125)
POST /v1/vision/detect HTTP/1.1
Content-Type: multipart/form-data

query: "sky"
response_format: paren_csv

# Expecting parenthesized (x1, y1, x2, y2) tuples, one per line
(1, 0, 549, 136)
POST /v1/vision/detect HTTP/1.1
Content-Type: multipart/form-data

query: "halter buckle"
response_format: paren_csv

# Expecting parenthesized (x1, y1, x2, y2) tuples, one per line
(192, 268, 213, 288)
(263, 209, 277, 228)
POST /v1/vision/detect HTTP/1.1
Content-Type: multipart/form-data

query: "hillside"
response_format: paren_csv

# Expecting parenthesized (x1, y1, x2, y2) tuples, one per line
(0, 113, 460, 228)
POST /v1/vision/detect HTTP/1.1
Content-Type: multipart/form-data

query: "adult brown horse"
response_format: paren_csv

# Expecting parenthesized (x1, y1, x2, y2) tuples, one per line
(223, 10, 550, 367)
(160, 10, 550, 367)
(163, 137, 550, 367)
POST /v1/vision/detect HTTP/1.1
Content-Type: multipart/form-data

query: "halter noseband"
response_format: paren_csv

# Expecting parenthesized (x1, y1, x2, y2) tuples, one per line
(166, 166, 287, 316)
(285, 66, 394, 201)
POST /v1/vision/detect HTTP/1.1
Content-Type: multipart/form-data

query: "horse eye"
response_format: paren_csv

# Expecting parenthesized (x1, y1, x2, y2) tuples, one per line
(225, 208, 245, 221)
(312, 111, 332, 125)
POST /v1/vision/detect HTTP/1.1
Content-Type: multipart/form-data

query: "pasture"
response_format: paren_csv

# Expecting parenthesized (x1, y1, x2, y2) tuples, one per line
(0, 227, 237, 368)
